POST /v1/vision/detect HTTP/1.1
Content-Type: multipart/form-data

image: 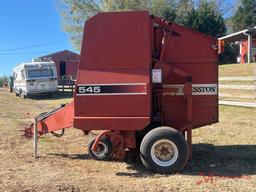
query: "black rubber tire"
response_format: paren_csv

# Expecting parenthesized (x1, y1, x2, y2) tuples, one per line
(88, 136, 112, 161)
(140, 126, 188, 174)
(20, 90, 26, 99)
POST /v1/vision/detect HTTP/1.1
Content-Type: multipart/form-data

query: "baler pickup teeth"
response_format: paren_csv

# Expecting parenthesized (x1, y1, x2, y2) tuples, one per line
(23, 123, 44, 138)
(23, 123, 35, 138)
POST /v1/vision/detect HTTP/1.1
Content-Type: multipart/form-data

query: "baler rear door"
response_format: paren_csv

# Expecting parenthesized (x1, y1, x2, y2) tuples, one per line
(158, 23, 219, 129)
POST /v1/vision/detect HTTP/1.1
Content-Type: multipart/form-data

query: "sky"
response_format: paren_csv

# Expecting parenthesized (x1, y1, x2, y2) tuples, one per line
(0, 0, 238, 77)
(0, 0, 76, 76)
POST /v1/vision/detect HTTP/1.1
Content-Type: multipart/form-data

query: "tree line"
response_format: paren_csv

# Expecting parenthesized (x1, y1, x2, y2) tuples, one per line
(0, 76, 9, 87)
(56, 0, 256, 63)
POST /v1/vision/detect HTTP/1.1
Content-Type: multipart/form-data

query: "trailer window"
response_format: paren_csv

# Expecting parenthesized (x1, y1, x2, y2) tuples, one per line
(28, 69, 54, 78)
(21, 70, 25, 80)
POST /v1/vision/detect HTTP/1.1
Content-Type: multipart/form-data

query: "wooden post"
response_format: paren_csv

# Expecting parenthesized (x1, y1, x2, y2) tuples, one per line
(34, 117, 38, 158)
(254, 62, 256, 99)
(247, 33, 252, 64)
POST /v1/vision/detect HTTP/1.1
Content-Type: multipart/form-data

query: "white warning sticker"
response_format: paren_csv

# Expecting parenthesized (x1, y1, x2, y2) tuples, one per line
(152, 69, 162, 83)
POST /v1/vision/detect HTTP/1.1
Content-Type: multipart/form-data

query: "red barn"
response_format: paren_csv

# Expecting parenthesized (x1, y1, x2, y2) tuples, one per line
(38, 50, 80, 79)
(240, 39, 256, 63)
(219, 27, 256, 64)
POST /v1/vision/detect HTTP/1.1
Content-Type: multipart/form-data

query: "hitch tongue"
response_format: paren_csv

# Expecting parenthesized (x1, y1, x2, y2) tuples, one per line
(23, 101, 74, 158)
(23, 104, 68, 138)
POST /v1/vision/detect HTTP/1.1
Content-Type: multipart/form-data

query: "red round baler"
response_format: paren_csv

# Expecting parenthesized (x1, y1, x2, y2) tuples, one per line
(25, 11, 219, 174)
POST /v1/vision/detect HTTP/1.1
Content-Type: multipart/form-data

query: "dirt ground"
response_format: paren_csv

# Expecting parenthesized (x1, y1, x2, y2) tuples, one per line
(0, 88, 255, 192)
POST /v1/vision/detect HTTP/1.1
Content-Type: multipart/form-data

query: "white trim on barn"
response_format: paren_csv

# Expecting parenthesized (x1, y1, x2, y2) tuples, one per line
(218, 27, 256, 64)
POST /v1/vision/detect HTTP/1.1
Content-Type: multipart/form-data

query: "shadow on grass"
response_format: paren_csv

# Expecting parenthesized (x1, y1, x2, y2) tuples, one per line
(26, 91, 73, 100)
(45, 144, 256, 177)
(116, 143, 256, 177)
(47, 153, 90, 160)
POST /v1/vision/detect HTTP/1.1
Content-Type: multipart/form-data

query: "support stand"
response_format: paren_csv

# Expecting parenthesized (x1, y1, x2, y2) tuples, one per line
(34, 117, 38, 158)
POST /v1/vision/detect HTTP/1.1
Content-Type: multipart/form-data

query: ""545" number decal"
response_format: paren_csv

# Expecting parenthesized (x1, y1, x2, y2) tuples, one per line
(78, 86, 101, 94)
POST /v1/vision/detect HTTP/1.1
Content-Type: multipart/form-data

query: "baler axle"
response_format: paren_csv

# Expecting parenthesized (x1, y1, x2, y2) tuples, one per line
(90, 130, 136, 161)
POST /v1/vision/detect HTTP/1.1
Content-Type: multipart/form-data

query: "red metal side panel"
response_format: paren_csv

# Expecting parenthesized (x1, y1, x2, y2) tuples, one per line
(161, 24, 219, 129)
(66, 61, 79, 79)
(55, 61, 60, 79)
(74, 11, 151, 130)
(79, 11, 151, 70)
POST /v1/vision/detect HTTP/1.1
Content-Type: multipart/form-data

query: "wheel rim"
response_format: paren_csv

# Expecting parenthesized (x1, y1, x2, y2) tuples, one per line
(92, 141, 108, 157)
(150, 139, 178, 167)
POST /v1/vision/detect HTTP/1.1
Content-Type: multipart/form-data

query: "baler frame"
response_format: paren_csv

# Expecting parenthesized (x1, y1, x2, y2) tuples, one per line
(25, 11, 219, 174)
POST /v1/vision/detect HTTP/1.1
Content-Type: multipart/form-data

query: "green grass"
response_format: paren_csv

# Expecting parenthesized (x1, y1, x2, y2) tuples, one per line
(219, 80, 255, 85)
(218, 63, 256, 102)
(219, 63, 255, 77)
(0, 88, 255, 192)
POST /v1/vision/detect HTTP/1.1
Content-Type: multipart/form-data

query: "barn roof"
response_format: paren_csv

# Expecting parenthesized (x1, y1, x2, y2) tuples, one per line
(218, 27, 256, 43)
(38, 50, 80, 61)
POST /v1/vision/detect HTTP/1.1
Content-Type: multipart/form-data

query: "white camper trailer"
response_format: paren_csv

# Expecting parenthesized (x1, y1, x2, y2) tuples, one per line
(12, 61, 58, 98)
